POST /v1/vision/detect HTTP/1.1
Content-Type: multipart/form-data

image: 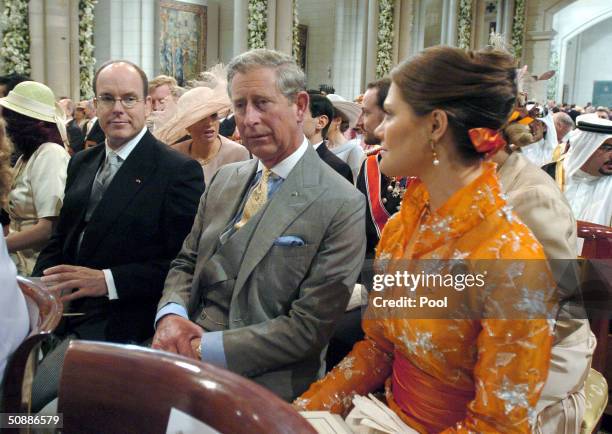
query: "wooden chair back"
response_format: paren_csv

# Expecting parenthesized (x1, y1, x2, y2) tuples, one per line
(1, 277, 62, 416)
(576, 220, 612, 428)
(578, 220, 612, 259)
(58, 341, 316, 434)
(577, 221, 612, 373)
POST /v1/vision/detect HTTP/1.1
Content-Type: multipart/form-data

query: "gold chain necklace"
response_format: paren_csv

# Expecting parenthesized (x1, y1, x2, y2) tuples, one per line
(192, 136, 222, 165)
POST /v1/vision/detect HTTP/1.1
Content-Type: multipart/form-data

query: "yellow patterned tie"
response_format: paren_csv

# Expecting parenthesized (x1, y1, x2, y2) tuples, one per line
(235, 168, 272, 229)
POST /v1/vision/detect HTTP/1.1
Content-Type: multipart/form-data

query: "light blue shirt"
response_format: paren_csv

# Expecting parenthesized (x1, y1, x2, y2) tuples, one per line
(155, 137, 309, 367)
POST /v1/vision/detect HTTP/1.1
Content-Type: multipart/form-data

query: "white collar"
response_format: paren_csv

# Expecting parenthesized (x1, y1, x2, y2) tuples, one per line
(572, 169, 602, 183)
(330, 139, 360, 154)
(312, 140, 324, 150)
(256, 136, 309, 179)
(105, 126, 147, 161)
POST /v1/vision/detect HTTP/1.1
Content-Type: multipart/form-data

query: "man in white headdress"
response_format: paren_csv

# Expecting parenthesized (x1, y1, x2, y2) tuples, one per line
(544, 113, 612, 226)
(520, 110, 559, 167)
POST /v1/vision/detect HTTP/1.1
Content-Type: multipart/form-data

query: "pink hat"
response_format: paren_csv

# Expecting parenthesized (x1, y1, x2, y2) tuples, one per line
(155, 65, 231, 145)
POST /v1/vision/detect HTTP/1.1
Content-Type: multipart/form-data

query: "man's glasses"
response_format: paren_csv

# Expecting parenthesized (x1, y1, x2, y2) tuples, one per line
(96, 95, 143, 109)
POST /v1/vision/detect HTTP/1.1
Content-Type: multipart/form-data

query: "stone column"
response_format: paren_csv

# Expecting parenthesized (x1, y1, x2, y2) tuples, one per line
(233, 0, 249, 55)
(266, 0, 276, 49)
(93, 0, 112, 71)
(333, 0, 367, 98)
(206, 2, 220, 66)
(501, 0, 515, 47)
(396, 0, 415, 62)
(523, 30, 556, 102)
(30, 0, 74, 99)
(446, 0, 458, 46)
(364, 0, 378, 86)
(141, 0, 155, 78)
(69, 0, 80, 100)
(28, 0, 45, 83)
(275, 0, 293, 55)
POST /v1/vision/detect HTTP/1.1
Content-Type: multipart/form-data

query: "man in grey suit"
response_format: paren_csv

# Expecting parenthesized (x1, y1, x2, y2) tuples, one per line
(152, 49, 366, 401)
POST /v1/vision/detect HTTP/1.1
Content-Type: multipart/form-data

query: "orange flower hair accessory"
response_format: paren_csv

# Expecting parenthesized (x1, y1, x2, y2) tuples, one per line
(468, 127, 507, 159)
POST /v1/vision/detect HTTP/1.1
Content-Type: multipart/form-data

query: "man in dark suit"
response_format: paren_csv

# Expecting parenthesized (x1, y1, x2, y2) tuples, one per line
(304, 93, 353, 183)
(152, 49, 365, 401)
(59, 97, 85, 154)
(30, 60, 203, 411)
(33, 60, 204, 344)
(82, 116, 106, 149)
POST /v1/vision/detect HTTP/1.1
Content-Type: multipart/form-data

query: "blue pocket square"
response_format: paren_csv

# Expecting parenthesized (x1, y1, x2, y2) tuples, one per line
(273, 235, 305, 246)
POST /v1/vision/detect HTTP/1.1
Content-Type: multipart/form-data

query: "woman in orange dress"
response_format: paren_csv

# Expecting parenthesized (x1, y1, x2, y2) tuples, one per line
(296, 46, 558, 433)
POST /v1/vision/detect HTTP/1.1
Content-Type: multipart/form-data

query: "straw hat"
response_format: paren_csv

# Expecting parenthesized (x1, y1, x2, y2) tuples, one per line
(326, 94, 362, 129)
(155, 65, 231, 145)
(0, 81, 69, 149)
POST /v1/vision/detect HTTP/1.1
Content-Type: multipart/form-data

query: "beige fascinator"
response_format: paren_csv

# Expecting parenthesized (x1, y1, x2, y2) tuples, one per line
(326, 94, 362, 129)
(154, 64, 231, 146)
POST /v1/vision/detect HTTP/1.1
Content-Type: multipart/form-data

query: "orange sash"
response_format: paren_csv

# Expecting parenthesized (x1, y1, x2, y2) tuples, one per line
(389, 350, 474, 433)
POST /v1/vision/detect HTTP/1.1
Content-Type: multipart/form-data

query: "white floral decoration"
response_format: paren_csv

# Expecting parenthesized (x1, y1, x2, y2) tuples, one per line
(547, 49, 558, 101)
(376, 0, 394, 79)
(511, 0, 526, 61)
(79, 0, 97, 99)
(0, 0, 31, 75)
(457, 0, 473, 49)
(292, 0, 300, 61)
(248, 0, 267, 49)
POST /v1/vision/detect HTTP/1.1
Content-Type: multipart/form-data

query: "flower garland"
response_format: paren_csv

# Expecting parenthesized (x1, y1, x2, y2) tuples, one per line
(376, 0, 394, 78)
(79, 0, 97, 99)
(0, 0, 30, 75)
(547, 50, 558, 101)
(457, 0, 472, 49)
(511, 0, 526, 60)
(248, 0, 267, 49)
(292, 0, 300, 61)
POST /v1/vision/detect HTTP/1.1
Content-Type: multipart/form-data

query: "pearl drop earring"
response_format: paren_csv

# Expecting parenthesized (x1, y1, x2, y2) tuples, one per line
(430, 140, 440, 166)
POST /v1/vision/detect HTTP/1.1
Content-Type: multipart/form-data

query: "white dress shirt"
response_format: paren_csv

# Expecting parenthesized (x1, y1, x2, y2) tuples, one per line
(103, 127, 148, 300)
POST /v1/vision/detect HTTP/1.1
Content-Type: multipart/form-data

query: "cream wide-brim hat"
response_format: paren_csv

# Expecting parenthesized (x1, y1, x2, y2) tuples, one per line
(0, 81, 69, 149)
(326, 94, 362, 129)
(154, 84, 232, 146)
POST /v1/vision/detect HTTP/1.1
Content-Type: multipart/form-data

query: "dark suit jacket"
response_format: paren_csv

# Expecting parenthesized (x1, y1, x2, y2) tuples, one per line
(315, 141, 353, 184)
(84, 120, 106, 146)
(33, 131, 204, 343)
(66, 119, 85, 154)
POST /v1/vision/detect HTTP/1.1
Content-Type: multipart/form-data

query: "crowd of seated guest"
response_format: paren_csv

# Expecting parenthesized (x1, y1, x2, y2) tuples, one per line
(0, 44, 609, 433)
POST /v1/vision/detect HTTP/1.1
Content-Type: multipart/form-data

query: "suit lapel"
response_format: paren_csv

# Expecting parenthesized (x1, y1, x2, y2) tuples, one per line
(315, 142, 326, 158)
(196, 159, 257, 263)
(232, 147, 326, 300)
(78, 133, 157, 260)
(64, 146, 105, 251)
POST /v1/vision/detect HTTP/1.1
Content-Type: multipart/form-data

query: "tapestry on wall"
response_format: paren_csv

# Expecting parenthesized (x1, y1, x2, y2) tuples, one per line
(159, 0, 207, 85)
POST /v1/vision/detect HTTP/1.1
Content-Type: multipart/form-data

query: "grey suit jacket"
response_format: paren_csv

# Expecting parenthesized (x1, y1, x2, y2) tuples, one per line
(158, 145, 366, 400)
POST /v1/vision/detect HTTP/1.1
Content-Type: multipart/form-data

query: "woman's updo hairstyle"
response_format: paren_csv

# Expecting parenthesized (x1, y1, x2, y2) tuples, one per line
(390, 46, 517, 161)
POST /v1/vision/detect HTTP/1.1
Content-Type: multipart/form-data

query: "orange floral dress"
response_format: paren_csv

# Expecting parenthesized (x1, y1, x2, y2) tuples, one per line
(296, 162, 557, 433)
